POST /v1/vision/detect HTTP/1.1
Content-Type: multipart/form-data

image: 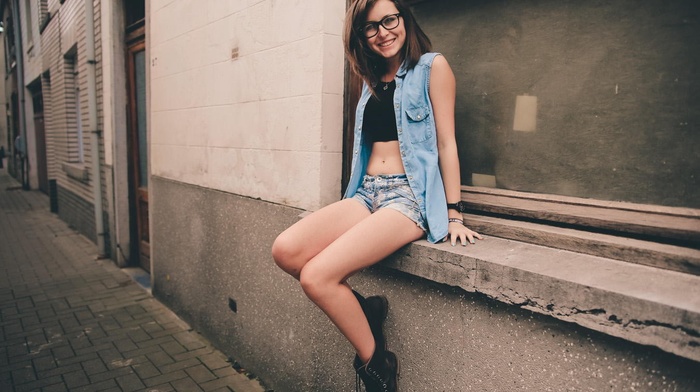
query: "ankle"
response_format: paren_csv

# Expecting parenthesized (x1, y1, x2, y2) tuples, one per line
(358, 342, 377, 365)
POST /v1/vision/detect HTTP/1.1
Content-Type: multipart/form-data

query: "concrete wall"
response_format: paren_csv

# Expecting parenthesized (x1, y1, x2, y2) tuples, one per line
(414, 0, 700, 208)
(151, 177, 700, 391)
(149, 0, 346, 212)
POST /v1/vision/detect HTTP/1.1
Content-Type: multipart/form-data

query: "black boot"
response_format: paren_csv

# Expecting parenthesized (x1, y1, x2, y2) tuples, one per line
(354, 350, 399, 392)
(352, 290, 389, 351)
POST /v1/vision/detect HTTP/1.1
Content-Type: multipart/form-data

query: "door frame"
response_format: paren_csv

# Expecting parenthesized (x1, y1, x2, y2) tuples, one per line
(126, 37, 150, 272)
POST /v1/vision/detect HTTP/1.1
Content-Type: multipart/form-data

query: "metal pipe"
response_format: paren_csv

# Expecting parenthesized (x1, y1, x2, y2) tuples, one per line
(84, 0, 106, 257)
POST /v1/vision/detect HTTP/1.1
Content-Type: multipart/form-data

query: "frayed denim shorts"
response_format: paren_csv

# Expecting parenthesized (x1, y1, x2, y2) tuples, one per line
(352, 174, 428, 232)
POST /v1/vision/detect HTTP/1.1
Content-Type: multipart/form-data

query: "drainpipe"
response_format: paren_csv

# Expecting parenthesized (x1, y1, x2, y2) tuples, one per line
(10, 0, 28, 189)
(84, 0, 106, 257)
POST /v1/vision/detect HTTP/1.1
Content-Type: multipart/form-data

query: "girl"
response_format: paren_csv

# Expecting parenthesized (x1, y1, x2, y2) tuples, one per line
(272, 0, 481, 390)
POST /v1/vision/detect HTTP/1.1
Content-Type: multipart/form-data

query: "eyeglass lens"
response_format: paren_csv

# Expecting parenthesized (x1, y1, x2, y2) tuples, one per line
(364, 14, 400, 38)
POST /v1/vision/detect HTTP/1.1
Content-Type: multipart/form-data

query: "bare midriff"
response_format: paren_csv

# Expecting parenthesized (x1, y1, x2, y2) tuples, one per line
(366, 140, 405, 175)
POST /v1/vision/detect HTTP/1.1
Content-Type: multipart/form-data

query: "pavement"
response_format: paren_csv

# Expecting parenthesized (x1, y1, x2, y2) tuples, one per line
(0, 169, 267, 392)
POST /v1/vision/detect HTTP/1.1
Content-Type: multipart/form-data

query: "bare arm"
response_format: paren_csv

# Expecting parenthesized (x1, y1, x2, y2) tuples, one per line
(429, 55, 482, 246)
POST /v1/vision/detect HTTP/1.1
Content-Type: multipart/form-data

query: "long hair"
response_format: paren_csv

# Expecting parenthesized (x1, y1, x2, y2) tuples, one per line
(344, 0, 432, 95)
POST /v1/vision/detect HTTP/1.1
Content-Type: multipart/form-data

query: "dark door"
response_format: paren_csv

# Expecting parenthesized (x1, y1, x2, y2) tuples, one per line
(127, 41, 149, 272)
(30, 88, 48, 194)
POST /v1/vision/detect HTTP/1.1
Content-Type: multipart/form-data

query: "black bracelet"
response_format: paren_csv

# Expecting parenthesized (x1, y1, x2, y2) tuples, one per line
(448, 218, 464, 225)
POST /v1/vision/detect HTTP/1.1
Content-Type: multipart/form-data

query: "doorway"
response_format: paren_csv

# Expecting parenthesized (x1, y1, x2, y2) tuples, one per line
(125, 0, 149, 271)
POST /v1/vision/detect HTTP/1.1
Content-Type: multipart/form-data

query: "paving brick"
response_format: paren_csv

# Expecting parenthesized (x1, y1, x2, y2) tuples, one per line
(171, 376, 204, 392)
(40, 382, 68, 392)
(171, 346, 214, 362)
(199, 352, 231, 371)
(185, 364, 217, 383)
(112, 337, 139, 353)
(63, 369, 90, 388)
(147, 351, 175, 367)
(71, 378, 118, 392)
(143, 369, 189, 387)
(37, 363, 82, 379)
(51, 345, 75, 360)
(11, 365, 37, 384)
(87, 366, 134, 384)
(14, 375, 62, 392)
(145, 382, 176, 391)
(173, 331, 208, 351)
(0, 176, 265, 392)
(80, 357, 108, 375)
(33, 355, 58, 372)
(133, 360, 161, 379)
(161, 340, 187, 356)
(157, 357, 201, 375)
(212, 366, 238, 378)
(116, 373, 146, 392)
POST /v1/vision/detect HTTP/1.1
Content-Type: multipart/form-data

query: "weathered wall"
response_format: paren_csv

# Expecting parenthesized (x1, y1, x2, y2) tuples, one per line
(152, 177, 700, 392)
(414, 0, 700, 208)
(38, 0, 106, 242)
(149, 0, 345, 212)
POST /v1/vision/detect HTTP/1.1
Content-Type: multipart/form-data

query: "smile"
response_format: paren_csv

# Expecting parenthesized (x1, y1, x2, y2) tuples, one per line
(378, 38, 395, 47)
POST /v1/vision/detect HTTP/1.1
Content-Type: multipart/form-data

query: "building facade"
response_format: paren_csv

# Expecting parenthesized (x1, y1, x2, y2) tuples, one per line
(3, 0, 698, 391)
(1, 0, 148, 268)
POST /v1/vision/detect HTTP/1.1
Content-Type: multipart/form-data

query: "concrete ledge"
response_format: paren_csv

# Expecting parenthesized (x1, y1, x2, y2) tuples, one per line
(383, 237, 700, 363)
(61, 162, 89, 183)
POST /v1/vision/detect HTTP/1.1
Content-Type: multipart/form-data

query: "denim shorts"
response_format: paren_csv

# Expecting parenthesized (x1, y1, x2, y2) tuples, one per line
(352, 174, 427, 232)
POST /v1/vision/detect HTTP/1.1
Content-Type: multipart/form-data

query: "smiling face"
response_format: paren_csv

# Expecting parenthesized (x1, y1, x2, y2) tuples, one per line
(365, 0, 406, 67)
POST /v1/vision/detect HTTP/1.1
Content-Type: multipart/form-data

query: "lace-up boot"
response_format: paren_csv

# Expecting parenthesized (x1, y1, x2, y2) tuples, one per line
(354, 350, 399, 392)
(352, 290, 389, 351)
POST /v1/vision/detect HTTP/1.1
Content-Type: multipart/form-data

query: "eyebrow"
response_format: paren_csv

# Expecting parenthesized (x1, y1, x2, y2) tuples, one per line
(365, 13, 397, 24)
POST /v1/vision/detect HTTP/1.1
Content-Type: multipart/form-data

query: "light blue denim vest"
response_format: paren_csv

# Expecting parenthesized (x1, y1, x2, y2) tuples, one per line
(344, 52, 448, 243)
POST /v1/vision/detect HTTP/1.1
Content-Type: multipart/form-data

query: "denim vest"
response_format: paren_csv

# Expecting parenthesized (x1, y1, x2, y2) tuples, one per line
(344, 52, 448, 243)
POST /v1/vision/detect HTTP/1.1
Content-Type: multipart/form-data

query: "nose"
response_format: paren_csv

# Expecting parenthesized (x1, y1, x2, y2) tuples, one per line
(376, 24, 391, 38)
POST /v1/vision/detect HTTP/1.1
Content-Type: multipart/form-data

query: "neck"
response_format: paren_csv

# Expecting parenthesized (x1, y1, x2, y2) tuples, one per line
(382, 58, 401, 83)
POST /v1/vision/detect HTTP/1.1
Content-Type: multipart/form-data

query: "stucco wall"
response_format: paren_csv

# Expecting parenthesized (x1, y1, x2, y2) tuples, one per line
(149, 0, 345, 212)
(151, 177, 700, 392)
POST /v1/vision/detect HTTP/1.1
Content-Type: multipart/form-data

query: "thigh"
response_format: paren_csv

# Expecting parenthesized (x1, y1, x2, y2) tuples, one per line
(275, 198, 371, 268)
(302, 207, 425, 284)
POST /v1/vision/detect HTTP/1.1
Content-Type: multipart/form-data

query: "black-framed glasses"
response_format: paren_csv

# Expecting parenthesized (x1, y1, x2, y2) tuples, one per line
(360, 13, 401, 38)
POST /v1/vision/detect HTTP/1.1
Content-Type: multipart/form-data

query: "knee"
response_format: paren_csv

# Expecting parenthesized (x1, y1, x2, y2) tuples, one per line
(299, 264, 326, 301)
(271, 232, 301, 278)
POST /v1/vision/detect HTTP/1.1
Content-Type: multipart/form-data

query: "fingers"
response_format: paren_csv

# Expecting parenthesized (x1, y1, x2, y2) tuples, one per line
(449, 228, 482, 246)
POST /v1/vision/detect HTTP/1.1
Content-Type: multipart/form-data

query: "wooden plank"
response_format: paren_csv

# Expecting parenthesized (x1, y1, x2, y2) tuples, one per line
(463, 186, 700, 242)
(464, 214, 700, 276)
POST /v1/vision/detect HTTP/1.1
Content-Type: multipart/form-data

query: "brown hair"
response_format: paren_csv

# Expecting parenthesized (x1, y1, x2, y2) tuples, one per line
(344, 0, 432, 95)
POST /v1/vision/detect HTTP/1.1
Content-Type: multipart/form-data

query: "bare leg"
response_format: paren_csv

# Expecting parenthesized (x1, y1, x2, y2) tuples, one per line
(272, 198, 371, 280)
(299, 208, 424, 362)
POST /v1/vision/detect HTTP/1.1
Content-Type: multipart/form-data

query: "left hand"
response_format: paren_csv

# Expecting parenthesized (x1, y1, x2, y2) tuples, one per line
(445, 221, 483, 246)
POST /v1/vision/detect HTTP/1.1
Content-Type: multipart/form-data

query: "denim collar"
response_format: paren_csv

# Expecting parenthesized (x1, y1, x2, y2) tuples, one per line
(396, 58, 409, 78)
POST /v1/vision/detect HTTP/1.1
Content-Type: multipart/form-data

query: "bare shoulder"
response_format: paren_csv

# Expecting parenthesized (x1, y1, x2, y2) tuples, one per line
(431, 54, 453, 74)
(429, 54, 455, 90)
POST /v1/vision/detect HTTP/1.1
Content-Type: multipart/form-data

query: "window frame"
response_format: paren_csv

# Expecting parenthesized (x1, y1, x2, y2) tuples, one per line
(63, 50, 84, 164)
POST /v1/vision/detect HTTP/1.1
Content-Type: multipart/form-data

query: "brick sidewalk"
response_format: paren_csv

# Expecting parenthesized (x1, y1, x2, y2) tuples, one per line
(0, 171, 266, 392)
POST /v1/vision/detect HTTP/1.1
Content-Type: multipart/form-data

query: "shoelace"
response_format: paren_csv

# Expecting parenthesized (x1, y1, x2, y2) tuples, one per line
(356, 368, 389, 392)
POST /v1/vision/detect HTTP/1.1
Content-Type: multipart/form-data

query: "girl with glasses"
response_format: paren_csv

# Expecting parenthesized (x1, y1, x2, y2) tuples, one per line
(272, 0, 481, 390)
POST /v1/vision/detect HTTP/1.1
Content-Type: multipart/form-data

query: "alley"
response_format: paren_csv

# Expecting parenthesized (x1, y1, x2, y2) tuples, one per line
(0, 172, 266, 392)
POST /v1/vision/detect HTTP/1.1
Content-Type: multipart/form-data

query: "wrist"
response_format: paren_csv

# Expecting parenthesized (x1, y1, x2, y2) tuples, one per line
(448, 218, 464, 225)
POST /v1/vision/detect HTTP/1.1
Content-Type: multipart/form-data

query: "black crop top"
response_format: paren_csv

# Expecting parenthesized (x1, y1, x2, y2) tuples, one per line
(362, 80, 398, 143)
